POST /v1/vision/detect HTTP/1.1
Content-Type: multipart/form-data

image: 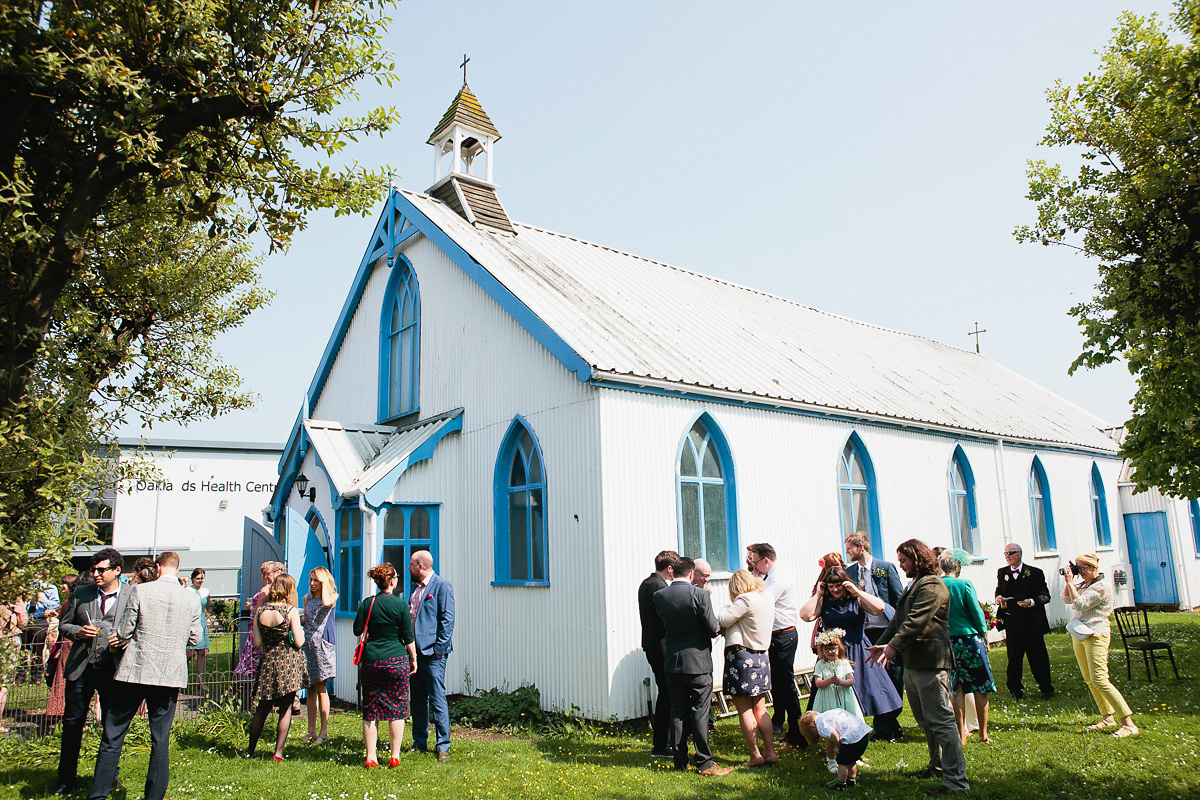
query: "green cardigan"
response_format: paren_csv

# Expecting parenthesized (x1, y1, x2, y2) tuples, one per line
(875, 574, 954, 670)
(353, 592, 415, 663)
(942, 576, 988, 637)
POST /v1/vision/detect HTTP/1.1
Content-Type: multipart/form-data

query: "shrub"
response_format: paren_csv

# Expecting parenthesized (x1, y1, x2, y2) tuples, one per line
(452, 683, 545, 730)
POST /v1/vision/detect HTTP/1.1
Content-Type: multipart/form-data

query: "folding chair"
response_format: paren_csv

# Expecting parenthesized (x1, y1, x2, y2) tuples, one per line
(1112, 606, 1180, 681)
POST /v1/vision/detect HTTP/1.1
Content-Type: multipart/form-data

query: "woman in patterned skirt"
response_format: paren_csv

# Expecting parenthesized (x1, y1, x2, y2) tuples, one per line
(938, 549, 996, 744)
(354, 563, 417, 769)
(302, 567, 338, 744)
(247, 574, 308, 761)
(716, 568, 776, 767)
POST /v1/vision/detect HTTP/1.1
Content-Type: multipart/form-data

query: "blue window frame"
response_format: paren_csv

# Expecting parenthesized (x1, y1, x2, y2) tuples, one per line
(1190, 499, 1200, 556)
(948, 446, 979, 555)
(1028, 456, 1056, 552)
(838, 432, 882, 555)
(335, 505, 363, 615)
(676, 414, 739, 573)
(377, 258, 420, 423)
(381, 504, 439, 599)
(1090, 463, 1112, 548)
(493, 417, 549, 586)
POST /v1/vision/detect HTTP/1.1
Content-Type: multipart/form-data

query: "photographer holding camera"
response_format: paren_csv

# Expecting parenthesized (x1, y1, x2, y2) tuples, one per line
(1062, 553, 1138, 739)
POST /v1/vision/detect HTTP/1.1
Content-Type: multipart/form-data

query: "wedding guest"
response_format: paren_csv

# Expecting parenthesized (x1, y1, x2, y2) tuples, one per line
(1063, 553, 1138, 738)
(844, 532, 905, 741)
(938, 549, 994, 744)
(302, 567, 338, 744)
(994, 543, 1054, 700)
(800, 708, 873, 790)
(355, 563, 417, 768)
(246, 574, 307, 761)
(234, 562, 284, 696)
(0, 593, 28, 733)
(187, 568, 210, 694)
(716, 568, 776, 767)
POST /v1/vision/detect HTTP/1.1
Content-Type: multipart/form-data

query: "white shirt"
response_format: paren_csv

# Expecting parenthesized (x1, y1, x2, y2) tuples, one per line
(764, 564, 800, 630)
(815, 707, 872, 744)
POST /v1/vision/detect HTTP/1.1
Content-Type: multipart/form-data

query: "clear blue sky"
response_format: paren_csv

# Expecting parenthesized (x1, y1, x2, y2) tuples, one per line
(121, 0, 1178, 444)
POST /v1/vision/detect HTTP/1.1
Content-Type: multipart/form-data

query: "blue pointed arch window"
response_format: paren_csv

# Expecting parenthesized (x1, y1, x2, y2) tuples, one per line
(1028, 456, 1056, 552)
(677, 414, 739, 573)
(838, 432, 882, 555)
(493, 417, 549, 586)
(1190, 499, 1200, 556)
(1090, 463, 1112, 548)
(948, 446, 979, 555)
(378, 258, 420, 422)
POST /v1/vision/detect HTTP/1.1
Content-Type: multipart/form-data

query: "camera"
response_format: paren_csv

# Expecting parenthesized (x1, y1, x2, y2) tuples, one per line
(1059, 564, 1077, 577)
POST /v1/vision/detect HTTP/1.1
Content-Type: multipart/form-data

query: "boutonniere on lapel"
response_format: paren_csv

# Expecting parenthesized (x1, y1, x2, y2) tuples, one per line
(872, 567, 888, 579)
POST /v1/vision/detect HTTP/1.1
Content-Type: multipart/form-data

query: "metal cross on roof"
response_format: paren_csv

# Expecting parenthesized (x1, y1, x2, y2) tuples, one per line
(968, 321, 987, 354)
(460, 54, 470, 86)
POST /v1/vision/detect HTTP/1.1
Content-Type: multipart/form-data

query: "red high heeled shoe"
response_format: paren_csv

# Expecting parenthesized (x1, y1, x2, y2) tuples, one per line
(271, 755, 285, 763)
(389, 757, 400, 768)
(365, 759, 379, 769)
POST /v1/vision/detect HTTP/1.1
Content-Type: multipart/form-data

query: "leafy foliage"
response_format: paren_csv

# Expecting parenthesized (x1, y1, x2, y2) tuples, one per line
(1015, 0, 1200, 496)
(0, 0, 399, 596)
(452, 683, 546, 730)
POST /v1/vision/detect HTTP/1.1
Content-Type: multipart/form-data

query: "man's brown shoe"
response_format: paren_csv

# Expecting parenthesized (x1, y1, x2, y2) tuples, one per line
(697, 765, 733, 777)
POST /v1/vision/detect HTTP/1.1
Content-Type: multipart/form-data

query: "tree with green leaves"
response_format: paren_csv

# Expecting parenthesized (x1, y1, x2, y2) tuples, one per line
(1016, 0, 1200, 497)
(0, 0, 399, 597)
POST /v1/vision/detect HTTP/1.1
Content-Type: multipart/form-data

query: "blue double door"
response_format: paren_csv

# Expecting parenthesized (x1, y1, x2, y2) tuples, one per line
(1123, 512, 1178, 605)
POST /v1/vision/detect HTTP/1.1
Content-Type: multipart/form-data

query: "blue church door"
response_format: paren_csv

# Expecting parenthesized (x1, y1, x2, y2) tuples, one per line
(1124, 512, 1178, 605)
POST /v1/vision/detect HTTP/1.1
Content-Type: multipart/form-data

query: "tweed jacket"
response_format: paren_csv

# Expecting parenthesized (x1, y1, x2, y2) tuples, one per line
(58, 582, 131, 681)
(874, 573, 953, 670)
(653, 579, 720, 674)
(114, 578, 202, 688)
(845, 557, 904, 626)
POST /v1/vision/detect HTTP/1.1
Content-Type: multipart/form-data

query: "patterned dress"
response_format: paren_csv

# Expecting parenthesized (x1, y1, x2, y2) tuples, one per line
(302, 597, 336, 685)
(724, 646, 772, 697)
(252, 603, 309, 704)
(812, 658, 864, 718)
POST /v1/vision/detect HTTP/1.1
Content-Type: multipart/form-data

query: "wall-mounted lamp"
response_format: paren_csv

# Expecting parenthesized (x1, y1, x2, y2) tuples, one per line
(295, 473, 316, 503)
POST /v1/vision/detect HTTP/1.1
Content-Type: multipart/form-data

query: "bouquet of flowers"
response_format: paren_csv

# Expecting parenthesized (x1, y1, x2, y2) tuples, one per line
(980, 600, 998, 630)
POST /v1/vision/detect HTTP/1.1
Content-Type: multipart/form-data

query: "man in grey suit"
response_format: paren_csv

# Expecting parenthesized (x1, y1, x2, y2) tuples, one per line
(652, 557, 731, 777)
(88, 551, 202, 800)
(52, 548, 129, 795)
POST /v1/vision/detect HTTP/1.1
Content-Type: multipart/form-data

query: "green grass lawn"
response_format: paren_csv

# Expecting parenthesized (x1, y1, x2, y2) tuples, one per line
(2, 613, 1197, 800)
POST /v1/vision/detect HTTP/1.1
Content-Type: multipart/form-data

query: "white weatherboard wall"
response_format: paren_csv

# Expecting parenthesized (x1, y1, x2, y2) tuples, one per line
(597, 389, 1125, 720)
(1118, 486, 1199, 611)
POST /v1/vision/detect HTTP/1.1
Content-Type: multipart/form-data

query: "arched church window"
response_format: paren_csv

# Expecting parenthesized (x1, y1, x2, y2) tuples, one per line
(493, 417, 548, 585)
(1028, 456, 1056, 552)
(378, 259, 420, 422)
(838, 433, 882, 555)
(677, 414, 738, 573)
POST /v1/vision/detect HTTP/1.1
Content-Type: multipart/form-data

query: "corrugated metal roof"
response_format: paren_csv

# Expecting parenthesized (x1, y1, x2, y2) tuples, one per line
(304, 411, 462, 499)
(427, 85, 501, 144)
(400, 189, 1119, 453)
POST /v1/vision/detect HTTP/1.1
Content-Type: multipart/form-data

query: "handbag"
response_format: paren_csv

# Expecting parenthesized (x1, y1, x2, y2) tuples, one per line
(352, 597, 376, 666)
(1067, 616, 1094, 641)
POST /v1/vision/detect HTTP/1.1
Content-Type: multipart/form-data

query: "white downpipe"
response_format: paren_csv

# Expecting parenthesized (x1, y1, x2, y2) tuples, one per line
(360, 495, 376, 605)
(995, 439, 1012, 545)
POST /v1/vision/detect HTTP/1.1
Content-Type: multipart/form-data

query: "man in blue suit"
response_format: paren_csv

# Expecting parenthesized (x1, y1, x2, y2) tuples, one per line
(408, 550, 455, 762)
(844, 532, 906, 741)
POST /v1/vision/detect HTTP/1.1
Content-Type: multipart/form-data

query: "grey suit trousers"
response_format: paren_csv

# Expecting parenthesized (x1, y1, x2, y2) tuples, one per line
(905, 668, 968, 792)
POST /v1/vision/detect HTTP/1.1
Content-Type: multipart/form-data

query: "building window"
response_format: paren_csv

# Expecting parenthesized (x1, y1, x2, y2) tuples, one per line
(382, 504, 439, 599)
(81, 491, 116, 546)
(838, 432, 882, 555)
(677, 414, 738, 573)
(493, 418, 548, 586)
(1090, 463, 1112, 548)
(948, 446, 979, 555)
(1028, 456, 1056, 552)
(1190, 499, 1200, 557)
(378, 259, 420, 422)
(336, 506, 363, 614)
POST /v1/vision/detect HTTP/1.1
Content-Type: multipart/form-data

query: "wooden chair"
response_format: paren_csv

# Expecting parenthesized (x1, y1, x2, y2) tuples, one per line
(1112, 606, 1179, 681)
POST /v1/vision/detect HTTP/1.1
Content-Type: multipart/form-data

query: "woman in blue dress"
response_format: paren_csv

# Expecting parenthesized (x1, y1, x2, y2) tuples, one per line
(188, 567, 211, 693)
(800, 563, 902, 720)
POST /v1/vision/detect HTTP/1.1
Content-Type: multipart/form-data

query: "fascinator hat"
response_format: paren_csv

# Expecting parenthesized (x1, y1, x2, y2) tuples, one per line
(950, 549, 972, 567)
(814, 627, 847, 647)
(1075, 552, 1100, 569)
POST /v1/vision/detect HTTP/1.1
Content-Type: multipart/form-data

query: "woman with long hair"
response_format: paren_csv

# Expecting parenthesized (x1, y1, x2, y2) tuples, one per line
(354, 563, 417, 768)
(234, 561, 284, 692)
(302, 567, 338, 744)
(246, 574, 308, 761)
(716, 568, 776, 767)
(188, 568, 210, 694)
(937, 549, 995, 744)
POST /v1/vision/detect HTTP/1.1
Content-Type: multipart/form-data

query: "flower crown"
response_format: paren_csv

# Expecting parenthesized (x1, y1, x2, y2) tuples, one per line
(814, 627, 846, 647)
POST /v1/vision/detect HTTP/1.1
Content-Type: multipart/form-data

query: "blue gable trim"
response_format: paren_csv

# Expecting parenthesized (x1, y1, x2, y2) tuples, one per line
(268, 409, 309, 524)
(361, 411, 463, 507)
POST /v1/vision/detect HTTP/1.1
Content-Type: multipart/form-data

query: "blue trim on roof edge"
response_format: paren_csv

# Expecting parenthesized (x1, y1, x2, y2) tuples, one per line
(362, 412, 463, 507)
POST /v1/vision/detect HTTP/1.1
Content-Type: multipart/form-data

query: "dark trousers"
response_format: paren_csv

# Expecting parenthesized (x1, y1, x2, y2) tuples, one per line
(866, 626, 904, 737)
(644, 649, 673, 753)
(768, 628, 802, 742)
(58, 663, 116, 785)
(1004, 628, 1054, 697)
(411, 653, 451, 752)
(666, 671, 714, 771)
(87, 682, 177, 800)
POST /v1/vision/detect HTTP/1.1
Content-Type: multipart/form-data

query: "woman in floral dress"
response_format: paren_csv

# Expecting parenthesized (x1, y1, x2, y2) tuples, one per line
(246, 574, 308, 761)
(938, 549, 995, 744)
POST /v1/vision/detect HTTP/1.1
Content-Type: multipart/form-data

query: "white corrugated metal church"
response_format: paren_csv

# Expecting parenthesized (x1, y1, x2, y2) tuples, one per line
(266, 84, 1184, 719)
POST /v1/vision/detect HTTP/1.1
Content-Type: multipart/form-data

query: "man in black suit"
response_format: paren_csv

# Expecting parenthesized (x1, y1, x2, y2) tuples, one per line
(994, 543, 1054, 700)
(52, 548, 129, 796)
(652, 557, 731, 776)
(844, 531, 906, 740)
(638, 549, 677, 758)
